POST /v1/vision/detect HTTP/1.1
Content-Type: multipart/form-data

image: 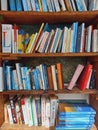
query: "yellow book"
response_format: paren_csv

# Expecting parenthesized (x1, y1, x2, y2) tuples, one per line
(38, 0, 43, 12)
(33, 22, 45, 52)
(26, 34, 35, 53)
(17, 34, 24, 53)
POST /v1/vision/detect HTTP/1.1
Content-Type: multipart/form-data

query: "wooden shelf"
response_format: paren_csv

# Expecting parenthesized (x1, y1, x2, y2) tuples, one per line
(2, 88, 97, 95)
(0, 52, 98, 60)
(0, 11, 98, 24)
(0, 123, 97, 130)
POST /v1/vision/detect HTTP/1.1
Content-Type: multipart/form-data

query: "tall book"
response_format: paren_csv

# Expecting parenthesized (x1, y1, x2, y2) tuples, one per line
(2, 24, 12, 53)
(77, 63, 93, 91)
(56, 63, 64, 90)
(67, 64, 84, 90)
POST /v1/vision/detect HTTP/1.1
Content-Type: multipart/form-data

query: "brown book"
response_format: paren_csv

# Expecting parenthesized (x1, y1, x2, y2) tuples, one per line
(47, 66, 54, 90)
(64, 0, 73, 11)
(56, 63, 64, 90)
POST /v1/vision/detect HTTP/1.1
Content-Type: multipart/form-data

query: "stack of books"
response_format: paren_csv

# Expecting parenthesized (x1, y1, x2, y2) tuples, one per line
(56, 102, 96, 130)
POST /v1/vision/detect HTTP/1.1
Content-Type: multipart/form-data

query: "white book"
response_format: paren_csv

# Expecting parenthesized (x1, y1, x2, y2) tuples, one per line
(80, 0, 87, 11)
(59, 0, 66, 11)
(70, 0, 76, 11)
(61, 26, 68, 53)
(45, 98, 50, 128)
(21, 98, 28, 125)
(7, 105, 14, 124)
(1, 0, 8, 10)
(41, 96, 46, 126)
(92, 29, 98, 52)
(95, 0, 98, 10)
(32, 97, 38, 126)
(46, 0, 53, 12)
(27, 0, 32, 11)
(38, 31, 49, 52)
(0, 67, 4, 91)
(31, 0, 36, 11)
(51, 65, 58, 90)
(2, 24, 12, 53)
(50, 97, 58, 126)
(15, 63, 23, 90)
(85, 25, 93, 52)
(45, 29, 55, 53)
(53, 0, 60, 12)
(13, 70, 19, 90)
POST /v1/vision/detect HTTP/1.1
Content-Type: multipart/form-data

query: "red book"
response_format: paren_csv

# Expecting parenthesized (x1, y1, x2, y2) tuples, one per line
(77, 63, 93, 91)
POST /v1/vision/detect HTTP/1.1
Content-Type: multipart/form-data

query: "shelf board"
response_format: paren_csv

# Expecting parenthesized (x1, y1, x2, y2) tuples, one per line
(0, 11, 98, 24)
(2, 88, 97, 95)
(0, 52, 98, 60)
(0, 123, 97, 130)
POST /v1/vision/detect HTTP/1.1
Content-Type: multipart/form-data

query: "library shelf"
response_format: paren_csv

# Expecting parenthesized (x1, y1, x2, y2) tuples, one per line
(0, 123, 97, 130)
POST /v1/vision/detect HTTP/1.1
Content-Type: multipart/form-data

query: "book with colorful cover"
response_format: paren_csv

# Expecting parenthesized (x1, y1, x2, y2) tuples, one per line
(59, 103, 96, 116)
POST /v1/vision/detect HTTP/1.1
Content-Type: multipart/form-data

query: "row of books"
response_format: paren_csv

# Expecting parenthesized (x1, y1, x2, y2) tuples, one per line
(4, 95, 58, 127)
(56, 101, 96, 130)
(0, 62, 64, 91)
(1, 0, 98, 12)
(0, 62, 96, 92)
(67, 63, 96, 91)
(2, 23, 98, 53)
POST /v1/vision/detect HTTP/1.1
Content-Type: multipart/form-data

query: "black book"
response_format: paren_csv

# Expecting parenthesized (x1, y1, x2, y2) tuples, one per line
(89, 69, 96, 89)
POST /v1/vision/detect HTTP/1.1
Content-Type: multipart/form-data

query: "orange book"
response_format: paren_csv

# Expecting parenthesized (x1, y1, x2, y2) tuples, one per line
(77, 63, 93, 91)
(47, 66, 54, 90)
(56, 63, 64, 90)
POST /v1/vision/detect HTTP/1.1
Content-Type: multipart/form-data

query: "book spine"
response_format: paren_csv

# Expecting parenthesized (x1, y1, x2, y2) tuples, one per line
(0, 67, 4, 91)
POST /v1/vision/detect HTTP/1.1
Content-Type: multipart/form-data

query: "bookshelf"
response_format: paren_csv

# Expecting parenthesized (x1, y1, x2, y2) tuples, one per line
(0, 8, 98, 130)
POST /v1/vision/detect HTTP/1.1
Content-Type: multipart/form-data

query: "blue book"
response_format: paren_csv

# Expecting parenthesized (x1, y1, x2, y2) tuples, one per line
(42, 64, 49, 90)
(5, 66, 13, 90)
(41, 0, 48, 12)
(56, 125, 91, 130)
(33, 69, 40, 90)
(15, 0, 23, 11)
(9, 0, 16, 11)
(26, 69, 32, 90)
(75, 0, 84, 11)
(71, 22, 78, 52)
(21, 0, 28, 11)
(35, 0, 40, 11)
(57, 30, 63, 52)
(59, 103, 96, 116)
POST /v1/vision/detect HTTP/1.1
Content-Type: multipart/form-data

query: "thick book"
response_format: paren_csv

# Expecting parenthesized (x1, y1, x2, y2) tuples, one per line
(59, 102, 96, 116)
(56, 63, 64, 90)
(9, 0, 16, 11)
(1, 0, 8, 10)
(77, 63, 93, 91)
(67, 64, 84, 90)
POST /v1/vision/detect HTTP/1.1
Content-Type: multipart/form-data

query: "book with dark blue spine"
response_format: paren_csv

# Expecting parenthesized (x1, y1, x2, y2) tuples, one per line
(15, 0, 23, 11)
(9, 0, 16, 11)
(76, 23, 85, 52)
(33, 69, 40, 90)
(42, 64, 49, 90)
(21, 0, 28, 11)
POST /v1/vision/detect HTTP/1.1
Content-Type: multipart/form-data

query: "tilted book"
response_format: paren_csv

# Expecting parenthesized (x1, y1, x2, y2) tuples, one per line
(67, 64, 84, 90)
